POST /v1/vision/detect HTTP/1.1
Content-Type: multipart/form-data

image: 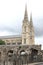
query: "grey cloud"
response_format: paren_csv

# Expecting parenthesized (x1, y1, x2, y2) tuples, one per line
(0, 17, 43, 37)
(33, 17, 43, 37)
(34, 26, 43, 37)
(0, 19, 22, 34)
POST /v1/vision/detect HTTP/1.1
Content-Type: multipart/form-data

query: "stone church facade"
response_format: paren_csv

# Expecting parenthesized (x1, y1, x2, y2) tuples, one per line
(0, 5, 43, 65)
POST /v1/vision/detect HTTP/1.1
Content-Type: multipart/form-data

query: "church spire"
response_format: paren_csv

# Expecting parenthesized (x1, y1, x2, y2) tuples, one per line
(24, 4, 28, 21)
(30, 13, 35, 44)
(30, 13, 33, 27)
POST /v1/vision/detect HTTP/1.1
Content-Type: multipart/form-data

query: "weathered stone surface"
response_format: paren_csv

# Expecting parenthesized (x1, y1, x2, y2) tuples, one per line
(0, 45, 43, 65)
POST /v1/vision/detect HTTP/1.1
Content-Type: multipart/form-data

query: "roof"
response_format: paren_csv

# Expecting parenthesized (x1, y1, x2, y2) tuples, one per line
(0, 35, 22, 39)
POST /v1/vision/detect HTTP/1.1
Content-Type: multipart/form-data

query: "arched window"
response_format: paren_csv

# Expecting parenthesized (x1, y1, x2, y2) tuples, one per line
(24, 26, 26, 32)
(24, 38, 26, 44)
(30, 31, 32, 39)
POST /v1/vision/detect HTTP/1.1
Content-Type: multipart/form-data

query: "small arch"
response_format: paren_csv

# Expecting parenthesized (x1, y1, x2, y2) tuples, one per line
(8, 50, 13, 53)
(30, 48, 38, 55)
(20, 50, 25, 53)
(7, 50, 13, 57)
(20, 50, 26, 55)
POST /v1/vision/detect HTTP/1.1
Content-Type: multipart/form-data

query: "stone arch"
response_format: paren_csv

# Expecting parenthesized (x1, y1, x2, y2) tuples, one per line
(30, 48, 38, 55)
(8, 50, 13, 53)
(7, 49, 13, 58)
(19, 49, 29, 64)
(20, 50, 25, 52)
(18, 49, 26, 55)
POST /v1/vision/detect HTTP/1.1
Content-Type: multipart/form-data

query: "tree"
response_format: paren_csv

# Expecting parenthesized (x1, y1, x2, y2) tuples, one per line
(0, 40, 5, 45)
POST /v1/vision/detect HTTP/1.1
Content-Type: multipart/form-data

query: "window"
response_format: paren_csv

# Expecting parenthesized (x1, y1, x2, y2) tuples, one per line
(30, 37, 32, 39)
(24, 26, 26, 32)
(6, 40, 9, 42)
(7, 43, 10, 45)
(17, 42, 21, 45)
(24, 39, 26, 44)
(30, 31, 32, 35)
(30, 31, 32, 39)
(12, 43, 16, 45)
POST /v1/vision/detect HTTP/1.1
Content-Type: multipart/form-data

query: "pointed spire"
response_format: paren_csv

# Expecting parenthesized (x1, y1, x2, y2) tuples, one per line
(24, 4, 28, 21)
(30, 13, 34, 33)
(30, 13, 33, 27)
(30, 13, 32, 21)
(30, 13, 35, 44)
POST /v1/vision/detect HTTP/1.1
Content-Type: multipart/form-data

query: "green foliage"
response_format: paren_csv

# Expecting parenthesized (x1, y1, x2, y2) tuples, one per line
(0, 40, 5, 45)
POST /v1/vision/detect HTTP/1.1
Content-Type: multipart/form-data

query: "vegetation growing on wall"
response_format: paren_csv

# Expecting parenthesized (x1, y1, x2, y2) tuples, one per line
(0, 40, 5, 45)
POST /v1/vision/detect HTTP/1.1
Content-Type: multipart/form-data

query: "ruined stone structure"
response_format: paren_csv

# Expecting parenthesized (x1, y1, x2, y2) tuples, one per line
(0, 4, 43, 65)
(0, 45, 43, 65)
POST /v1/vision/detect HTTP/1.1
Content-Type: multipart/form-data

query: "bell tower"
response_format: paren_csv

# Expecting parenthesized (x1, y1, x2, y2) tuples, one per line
(22, 5, 30, 45)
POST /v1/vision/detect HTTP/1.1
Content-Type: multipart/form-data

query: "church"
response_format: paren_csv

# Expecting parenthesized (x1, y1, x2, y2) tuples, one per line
(0, 5, 34, 45)
(0, 5, 43, 65)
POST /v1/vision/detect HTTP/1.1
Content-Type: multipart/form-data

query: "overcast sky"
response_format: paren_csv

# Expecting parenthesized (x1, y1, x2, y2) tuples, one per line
(0, 0, 43, 49)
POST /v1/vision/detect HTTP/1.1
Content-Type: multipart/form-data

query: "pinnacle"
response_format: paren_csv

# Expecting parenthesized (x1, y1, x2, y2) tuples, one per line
(24, 4, 28, 21)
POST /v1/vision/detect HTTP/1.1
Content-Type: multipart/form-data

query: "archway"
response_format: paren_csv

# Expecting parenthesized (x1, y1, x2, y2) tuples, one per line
(30, 48, 38, 62)
(8, 50, 13, 57)
(19, 50, 28, 64)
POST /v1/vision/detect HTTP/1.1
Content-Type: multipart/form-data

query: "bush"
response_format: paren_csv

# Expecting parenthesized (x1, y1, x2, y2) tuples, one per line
(0, 40, 5, 45)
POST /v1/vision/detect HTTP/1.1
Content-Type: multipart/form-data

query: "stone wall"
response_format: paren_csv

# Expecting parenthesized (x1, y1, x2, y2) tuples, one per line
(0, 45, 42, 65)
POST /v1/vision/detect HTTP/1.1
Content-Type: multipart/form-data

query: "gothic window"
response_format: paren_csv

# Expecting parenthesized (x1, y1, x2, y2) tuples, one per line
(24, 38, 26, 44)
(24, 26, 26, 32)
(30, 36, 32, 39)
(30, 31, 32, 35)
(30, 31, 32, 39)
